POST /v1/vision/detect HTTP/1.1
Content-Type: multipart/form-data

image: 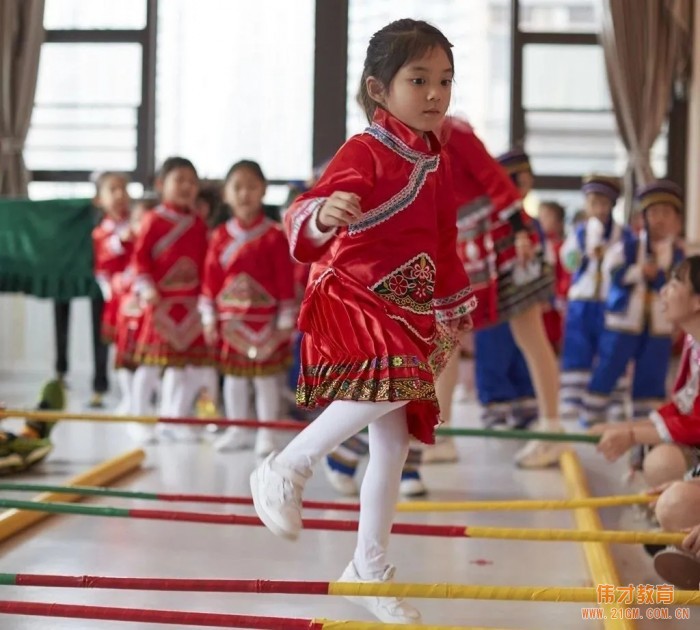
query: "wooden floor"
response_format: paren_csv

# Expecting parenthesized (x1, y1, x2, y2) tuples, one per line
(0, 372, 691, 629)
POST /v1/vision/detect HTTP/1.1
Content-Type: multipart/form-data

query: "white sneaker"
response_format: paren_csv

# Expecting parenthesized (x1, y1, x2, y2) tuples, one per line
(400, 476, 427, 497)
(421, 438, 458, 464)
(255, 429, 277, 458)
(323, 458, 359, 496)
(214, 427, 256, 452)
(515, 438, 567, 469)
(250, 452, 310, 541)
(127, 423, 157, 445)
(339, 561, 422, 624)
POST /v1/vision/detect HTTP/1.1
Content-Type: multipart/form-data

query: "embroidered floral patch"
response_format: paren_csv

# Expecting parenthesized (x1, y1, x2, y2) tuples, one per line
(217, 273, 275, 309)
(372, 254, 436, 315)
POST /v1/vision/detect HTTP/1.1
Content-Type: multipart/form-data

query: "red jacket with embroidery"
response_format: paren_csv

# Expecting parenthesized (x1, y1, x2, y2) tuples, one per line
(201, 216, 297, 345)
(651, 334, 700, 444)
(92, 217, 133, 293)
(133, 203, 208, 299)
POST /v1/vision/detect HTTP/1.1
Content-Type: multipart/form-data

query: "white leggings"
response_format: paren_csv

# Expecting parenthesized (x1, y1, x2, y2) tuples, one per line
(132, 365, 217, 417)
(223, 374, 280, 421)
(277, 400, 409, 578)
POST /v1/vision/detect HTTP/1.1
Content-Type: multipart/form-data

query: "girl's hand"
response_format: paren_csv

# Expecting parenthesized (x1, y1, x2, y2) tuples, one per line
(646, 480, 676, 509)
(596, 427, 635, 462)
(317, 192, 362, 231)
(682, 524, 700, 559)
(514, 231, 534, 264)
(203, 322, 218, 347)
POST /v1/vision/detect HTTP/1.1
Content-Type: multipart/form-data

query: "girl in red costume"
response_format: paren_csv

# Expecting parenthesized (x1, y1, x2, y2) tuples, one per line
(200, 160, 296, 457)
(442, 119, 564, 468)
(130, 157, 209, 443)
(250, 20, 474, 624)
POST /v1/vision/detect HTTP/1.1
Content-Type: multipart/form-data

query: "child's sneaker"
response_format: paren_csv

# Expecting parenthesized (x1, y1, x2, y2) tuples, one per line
(214, 427, 256, 452)
(653, 547, 700, 589)
(421, 438, 458, 464)
(400, 471, 427, 497)
(338, 561, 422, 624)
(88, 392, 105, 409)
(515, 430, 567, 469)
(323, 456, 359, 496)
(250, 452, 310, 541)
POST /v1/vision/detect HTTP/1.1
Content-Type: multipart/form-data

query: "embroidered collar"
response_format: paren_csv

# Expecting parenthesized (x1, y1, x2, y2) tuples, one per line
(226, 215, 270, 240)
(365, 108, 441, 163)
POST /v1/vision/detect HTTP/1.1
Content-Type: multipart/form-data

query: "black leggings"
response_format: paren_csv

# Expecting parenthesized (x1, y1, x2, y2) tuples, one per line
(53, 296, 109, 393)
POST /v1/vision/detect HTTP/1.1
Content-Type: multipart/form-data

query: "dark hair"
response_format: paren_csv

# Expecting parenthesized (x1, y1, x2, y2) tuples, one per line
(158, 156, 198, 180)
(225, 159, 266, 184)
(91, 171, 129, 195)
(672, 256, 700, 295)
(357, 19, 454, 121)
(197, 183, 226, 228)
(539, 201, 565, 224)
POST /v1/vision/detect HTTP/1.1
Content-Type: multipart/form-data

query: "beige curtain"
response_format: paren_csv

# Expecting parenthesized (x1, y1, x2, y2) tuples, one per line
(600, 0, 691, 209)
(0, 0, 45, 196)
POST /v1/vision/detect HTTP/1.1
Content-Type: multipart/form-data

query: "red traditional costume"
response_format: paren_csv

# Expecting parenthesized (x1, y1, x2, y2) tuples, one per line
(650, 334, 700, 478)
(92, 217, 133, 342)
(444, 118, 553, 330)
(200, 215, 297, 376)
(285, 108, 475, 444)
(541, 232, 571, 351)
(133, 203, 209, 367)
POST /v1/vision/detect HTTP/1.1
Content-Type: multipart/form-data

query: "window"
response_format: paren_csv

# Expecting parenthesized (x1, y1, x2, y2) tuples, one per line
(26, 0, 154, 199)
(26, 43, 142, 172)
(44, 0, 147, 30)
(512, 0, 668, 191)
(156, 0, 315, 182)
(519, 0, 602, 33)
(347, 0, 512, 155)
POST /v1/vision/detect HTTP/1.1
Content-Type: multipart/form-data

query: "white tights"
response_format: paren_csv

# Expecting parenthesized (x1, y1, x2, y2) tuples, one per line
(277, 400, 409, 578)
(223, 374, 280, 421)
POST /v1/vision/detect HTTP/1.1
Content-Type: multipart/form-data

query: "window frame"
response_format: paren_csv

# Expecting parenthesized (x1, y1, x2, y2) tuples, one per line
(30, 0, 157, 187)
(509, 0, 684, 192)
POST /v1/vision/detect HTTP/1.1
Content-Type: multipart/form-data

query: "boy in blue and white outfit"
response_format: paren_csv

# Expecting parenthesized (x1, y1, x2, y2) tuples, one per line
(581, 180, 685, 430)
(560, 174, 627, 418)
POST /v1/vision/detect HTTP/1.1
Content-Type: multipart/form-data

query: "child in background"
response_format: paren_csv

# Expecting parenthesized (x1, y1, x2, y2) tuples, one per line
(111, 198, 158, 415)
(582, 181, 684, 434)
(560, 175, 627, 420)
(91, 172, 132, 408)
(538, 201, 570, 352)
(592, 255, 700, 588)
(470, 148, 538, 431)
(201, 160, 296, 457)
(130, 157, 209, 443)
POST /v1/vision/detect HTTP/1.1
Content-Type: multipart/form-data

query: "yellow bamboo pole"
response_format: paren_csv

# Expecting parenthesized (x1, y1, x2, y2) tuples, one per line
(462, 526, 683, 546)
(395, 495, 652, 512)
(0, 449, 145, 543)
(0, 409, 159, 424)
(325, 583, 700, 605)
(318, 622, 512, 630)
(561, 450, 636, 630)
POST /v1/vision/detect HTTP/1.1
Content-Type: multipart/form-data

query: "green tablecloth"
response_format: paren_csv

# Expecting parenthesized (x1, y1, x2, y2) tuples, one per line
(0, 198, 100, 300)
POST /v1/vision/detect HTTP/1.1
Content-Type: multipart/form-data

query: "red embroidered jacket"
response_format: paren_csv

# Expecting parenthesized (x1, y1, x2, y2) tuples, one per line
(92, 217, 133, 299)
(285, 107, 475, 344)
(133, 203, 208, 299)
(650, 334, 700, 444)
(200, 215, 297, 344)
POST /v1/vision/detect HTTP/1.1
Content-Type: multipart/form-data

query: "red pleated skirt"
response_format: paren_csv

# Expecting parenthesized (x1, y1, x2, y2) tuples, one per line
(296, 269, 440, 444)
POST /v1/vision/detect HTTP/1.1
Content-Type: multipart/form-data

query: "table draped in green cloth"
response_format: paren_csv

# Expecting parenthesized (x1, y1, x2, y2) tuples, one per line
(0, 198, 101, 300)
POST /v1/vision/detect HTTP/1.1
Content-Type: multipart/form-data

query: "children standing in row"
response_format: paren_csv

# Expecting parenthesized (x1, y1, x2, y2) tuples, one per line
(582, 181, 685, 431)
(201, 161, 296, 457)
